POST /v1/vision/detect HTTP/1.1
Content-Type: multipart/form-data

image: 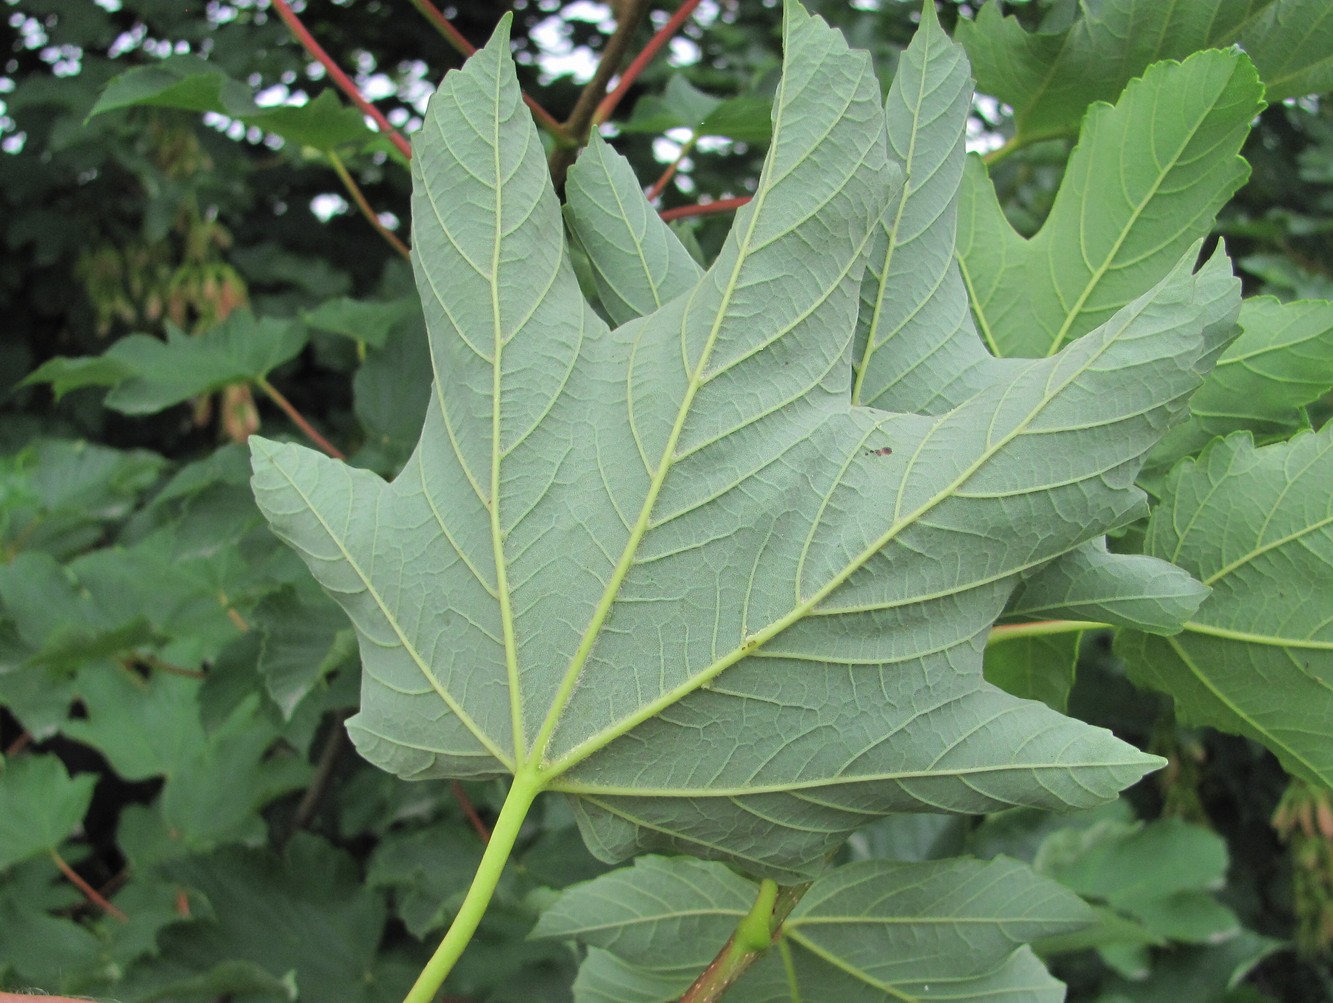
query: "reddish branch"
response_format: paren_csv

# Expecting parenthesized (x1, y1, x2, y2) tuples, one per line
(328, 152, 411, 259)
(50, 849, 129, 924)
(548, 0, 654, 188)
(257, 377, 346, 460)
(452, 781, 492, 842)
(269, 0, 413, 160)
(659, 195, 751, 222)
(407, 0, 569, 140)
(595, 0, 705, 126)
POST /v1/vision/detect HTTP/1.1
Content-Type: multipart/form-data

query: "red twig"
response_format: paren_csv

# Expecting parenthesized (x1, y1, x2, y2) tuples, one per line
(452, 781, 492, 843)
(269, 0, 413, 160)
(594, 0, 705, 126)
(646, 133, 696, 201)
(406, 0, 476, 58)
(658, 195, 750, 222)
(257, 377, 347, 460)
(328, 152, 411, 260)
(406, 0, 569, 141)
(50, 849, 129, 924)
(3, 730, 31, 757)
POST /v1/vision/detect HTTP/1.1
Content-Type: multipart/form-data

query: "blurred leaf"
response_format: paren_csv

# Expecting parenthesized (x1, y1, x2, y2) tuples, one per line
(622, 76, 721, 133)
(0, 754, 97, 870)
(1095, 929, 1282, 1003)
(89, 54, 257, 117)
(1035, 816, 1228, 907)
(699, 96, 773, 143)
(90, 56, 372, 151)
(27, 311, 307, 415)
(156, 835, 388, 1003)
(63, 668, 207, 781)
(366, 821, 486, 938)
(302, 295, 419, 349)
(253, 584, 357, 719)
(0, 893, 108, 993)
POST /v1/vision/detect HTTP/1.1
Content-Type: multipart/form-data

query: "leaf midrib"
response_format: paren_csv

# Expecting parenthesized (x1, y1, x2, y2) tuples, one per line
(546, 282, 1160, 778)
(1041, 57, 1238, 355)
(523, 30, 805, 775)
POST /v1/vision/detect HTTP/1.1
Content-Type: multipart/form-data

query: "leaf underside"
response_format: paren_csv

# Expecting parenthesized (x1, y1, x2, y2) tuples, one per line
(1121, 426, 1333, 788)
(251, 3, 1237, 879)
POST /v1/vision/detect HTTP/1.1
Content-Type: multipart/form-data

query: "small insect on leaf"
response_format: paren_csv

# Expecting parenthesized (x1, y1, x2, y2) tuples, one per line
(866, 446, 893, 456)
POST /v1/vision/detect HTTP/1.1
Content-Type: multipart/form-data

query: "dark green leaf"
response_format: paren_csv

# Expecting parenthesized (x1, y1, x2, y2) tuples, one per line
(0, 754, 97, 870)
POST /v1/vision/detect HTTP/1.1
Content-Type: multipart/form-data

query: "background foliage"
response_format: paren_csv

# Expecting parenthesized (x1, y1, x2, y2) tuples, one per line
(1, 0, 1331, 1000)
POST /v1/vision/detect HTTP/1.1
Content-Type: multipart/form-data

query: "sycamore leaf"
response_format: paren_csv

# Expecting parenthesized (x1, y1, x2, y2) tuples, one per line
(957, 0, 1331, 143)
(535, 855, 1090, 1003)
(571, 10, 1210, 640)
(1004, 538, 1207, 635)
(250, 4, 1229, 879)
(1120, 426, 1333, 787)
(0, 754, 97, 870)
(957, 49, 1259, 358)
(564, 134, 703, 328)
(27, 311, 306, 415)
(850, 4, 1210, 635)
(1147, 295, 1333, 475)
(89, 55, 373, 152)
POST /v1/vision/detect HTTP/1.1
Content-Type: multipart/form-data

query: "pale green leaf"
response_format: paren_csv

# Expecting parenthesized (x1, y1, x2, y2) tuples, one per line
(1148, 294, 1333, 474)
(534, 855, 754, 972)
(759, 858, 1091, 1000)
(957, 0, 1328, 142)
(957, 50, 1259, 357)
(539, 855, 1090, 1003)
(728, 944, 1061, 1003)
(1005, 539, 1208, 635)
(564, 134, 703, 326)
(852, 0, 1014, 416)
(1120, 426, 1333, 787)
(0, 754, 97, 870)
(854, 8, 1208, 638)
(249, 5, 1236, 879)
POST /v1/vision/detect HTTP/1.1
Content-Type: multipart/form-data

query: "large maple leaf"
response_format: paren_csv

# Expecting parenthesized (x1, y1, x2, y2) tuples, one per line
(251, 3, 1235, 879)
